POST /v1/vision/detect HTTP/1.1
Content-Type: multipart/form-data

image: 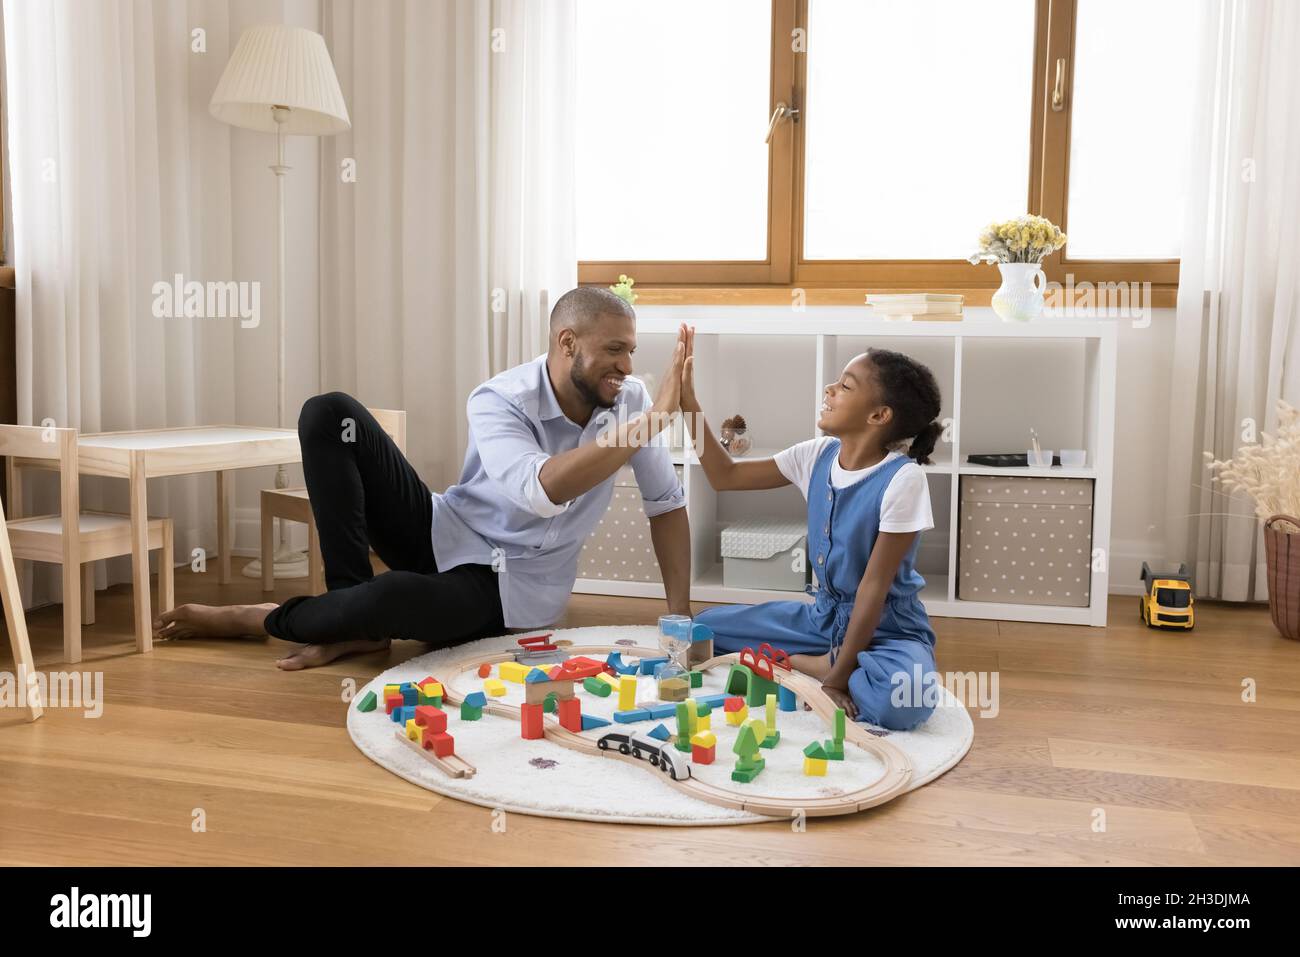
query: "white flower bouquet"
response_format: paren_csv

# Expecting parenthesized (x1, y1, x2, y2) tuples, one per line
(969, 215, 1067, 265)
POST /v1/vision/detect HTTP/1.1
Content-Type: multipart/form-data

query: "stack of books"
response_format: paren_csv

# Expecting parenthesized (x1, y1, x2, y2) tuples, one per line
(865, 293, 964, 321)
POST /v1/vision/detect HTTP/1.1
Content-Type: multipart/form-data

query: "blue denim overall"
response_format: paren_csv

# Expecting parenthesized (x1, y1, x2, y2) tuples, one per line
(697, 442, 937, 730)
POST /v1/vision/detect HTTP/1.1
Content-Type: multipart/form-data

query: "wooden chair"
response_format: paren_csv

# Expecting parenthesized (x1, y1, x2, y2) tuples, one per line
(261, 408, 406, 595)
(0, 492, 42, 720)
(0, 425, 173, 663)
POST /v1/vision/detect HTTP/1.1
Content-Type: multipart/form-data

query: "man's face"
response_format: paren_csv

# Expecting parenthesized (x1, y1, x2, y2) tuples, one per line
(568, 312, 637, 409)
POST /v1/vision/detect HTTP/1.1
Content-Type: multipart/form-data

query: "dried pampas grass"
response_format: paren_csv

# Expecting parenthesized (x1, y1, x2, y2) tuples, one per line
(1205, 400, 1300, 533)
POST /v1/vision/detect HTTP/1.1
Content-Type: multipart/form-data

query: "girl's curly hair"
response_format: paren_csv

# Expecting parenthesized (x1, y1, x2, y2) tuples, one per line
(864, 349, 943, 465)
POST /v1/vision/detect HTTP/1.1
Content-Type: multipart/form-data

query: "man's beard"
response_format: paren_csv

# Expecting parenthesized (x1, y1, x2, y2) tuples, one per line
(570, 352, 617, 409)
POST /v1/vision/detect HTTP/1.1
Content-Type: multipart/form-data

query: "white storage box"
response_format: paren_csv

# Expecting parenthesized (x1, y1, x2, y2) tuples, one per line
(720, 520, 808, 591)
(958, 475, 1093, 607)
(578, 465, 683, 583)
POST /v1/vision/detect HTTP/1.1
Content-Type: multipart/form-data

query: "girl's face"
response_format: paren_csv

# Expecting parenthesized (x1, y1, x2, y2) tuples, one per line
(817, 354, 890, 437)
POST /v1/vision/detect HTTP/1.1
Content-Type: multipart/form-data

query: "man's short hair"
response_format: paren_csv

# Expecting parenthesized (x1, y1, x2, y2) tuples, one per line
(549, 287, 635, 337)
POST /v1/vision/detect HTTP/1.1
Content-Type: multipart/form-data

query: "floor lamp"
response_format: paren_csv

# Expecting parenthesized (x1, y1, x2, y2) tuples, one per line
(210, 24, 350, 579)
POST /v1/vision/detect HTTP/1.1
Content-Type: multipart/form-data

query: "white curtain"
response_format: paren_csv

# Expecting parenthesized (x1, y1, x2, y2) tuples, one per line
(319, 0, 575, 491)
(1165, 0, 1300, 601)
(1, 0, 324, 601)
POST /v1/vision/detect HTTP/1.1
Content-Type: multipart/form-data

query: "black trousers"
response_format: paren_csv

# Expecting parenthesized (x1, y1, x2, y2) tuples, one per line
(263, 393, 504, 646)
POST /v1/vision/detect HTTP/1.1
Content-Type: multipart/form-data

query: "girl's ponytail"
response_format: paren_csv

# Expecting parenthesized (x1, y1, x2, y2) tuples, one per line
(907, 420, 944, 466)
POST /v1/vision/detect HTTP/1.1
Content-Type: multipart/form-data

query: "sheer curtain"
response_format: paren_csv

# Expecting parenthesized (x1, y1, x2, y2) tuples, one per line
(319, 0, 576, 491)
(1165, 0, 1300, 601)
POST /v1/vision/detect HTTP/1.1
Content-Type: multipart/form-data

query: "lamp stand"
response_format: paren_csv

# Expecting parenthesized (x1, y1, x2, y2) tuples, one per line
(244, 106, 308, 581)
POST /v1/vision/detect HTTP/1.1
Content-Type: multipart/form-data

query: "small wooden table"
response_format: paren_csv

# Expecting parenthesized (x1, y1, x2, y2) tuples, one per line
(16, 426, 300, 652)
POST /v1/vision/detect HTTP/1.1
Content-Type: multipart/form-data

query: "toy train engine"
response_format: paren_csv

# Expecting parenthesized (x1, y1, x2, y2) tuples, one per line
(597, 732, 692, 781)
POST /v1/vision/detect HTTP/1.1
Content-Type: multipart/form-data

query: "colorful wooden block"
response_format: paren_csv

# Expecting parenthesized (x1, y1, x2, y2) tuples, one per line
(499, 661, 531, 684)
(825, 739, 845, 761)
(417, 677, 443, 694)
(525, 667, 551, 683)
(606, 652, 638, 676)
(759, 693, 780, 748)
(477, 662, 492, 678)
(803, 756, 828, 776)
(543, 692, 558, 713)
(689, 670, 703, 689)
(384, 692, 404, 715)
(618, 675, 638, 711)
(645, 702, 678, 720)
(464, 691, 487, 708)
(460, 701, 483, 721)
(638, 656, 668, 676)
(405, 718, 421, 741)
(583, 676, 612, 697)
(557, 697, 583, 732)
(401, 686, 419, 706)
(725, 664, 752, 696)
(692, 743, 716, 765)
(724, 699, 749, 726)
(418, 689, 443, 706)
(393, 705, 417, 725)
(674, 702, 693, 752)
(647, 723, 671, 741)
(778, 685, 797, 712)
(596, 672, 621, 692)
(484, 678, 506, 697)
(696, 711, 711, 732)
(581, 713, 611, 731)
(384, 683, 401, 698)
(613, 708, 651, 724)
(746, 673, 779, 709)
(415, 705, 448, 733)
(691, 730, 717, 749)
(520, 702, 544, 740)
(357, 690, 378, 713)
(425, 730, 455, 757)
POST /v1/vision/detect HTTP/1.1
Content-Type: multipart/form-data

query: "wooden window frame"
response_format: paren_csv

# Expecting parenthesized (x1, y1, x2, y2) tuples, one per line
(578, 0, 1180, 304)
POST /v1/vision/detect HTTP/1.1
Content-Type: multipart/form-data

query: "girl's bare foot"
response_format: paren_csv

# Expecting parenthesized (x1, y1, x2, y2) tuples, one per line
(276, 638, 391, 671)
(154, 603, 277, 641)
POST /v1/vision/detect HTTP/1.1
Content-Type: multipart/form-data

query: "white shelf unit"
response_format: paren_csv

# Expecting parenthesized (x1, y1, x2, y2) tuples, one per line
(573, 309, 1117, 627)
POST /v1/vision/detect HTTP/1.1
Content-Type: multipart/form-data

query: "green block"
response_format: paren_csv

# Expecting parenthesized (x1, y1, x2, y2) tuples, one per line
(418, 691, 443, 707)
(758, 730, 781, 749)
(833, 708, 846, 742)
(357, 690, 378, 713)
(824, 739, 845, 761)
(745, 673, 779, 709)
(460, 703, 483, 721)
(696, 702, 711, 717)
(543, 692, 558, 714)
(583, 676, 612, 697)
(803, 741, 829, 760)
(725, 663, 752, 696)
(675, 737, 692, 753)
(689, 670, 703, 689)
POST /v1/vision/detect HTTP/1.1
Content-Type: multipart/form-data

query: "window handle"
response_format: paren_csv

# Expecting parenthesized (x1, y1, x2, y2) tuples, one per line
(1051, 58, 1067, 112)
(765, 101, 800, 143)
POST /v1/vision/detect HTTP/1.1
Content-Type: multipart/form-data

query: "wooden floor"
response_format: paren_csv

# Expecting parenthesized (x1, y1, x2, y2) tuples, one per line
(1, 559, 1296, 866)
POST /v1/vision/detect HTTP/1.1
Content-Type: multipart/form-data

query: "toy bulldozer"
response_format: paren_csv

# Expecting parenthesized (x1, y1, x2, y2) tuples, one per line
(1139, 562, 1195, 630)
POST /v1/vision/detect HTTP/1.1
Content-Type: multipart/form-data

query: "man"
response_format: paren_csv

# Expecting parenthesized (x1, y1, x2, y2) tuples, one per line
(154, 287, 692, 669)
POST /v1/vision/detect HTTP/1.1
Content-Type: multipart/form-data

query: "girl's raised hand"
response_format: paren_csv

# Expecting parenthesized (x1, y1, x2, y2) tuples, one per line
(681, 325, 700, 413)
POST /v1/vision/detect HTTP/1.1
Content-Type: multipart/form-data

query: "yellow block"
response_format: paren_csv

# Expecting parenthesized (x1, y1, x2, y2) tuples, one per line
(724, 705, 749, 726)
(766, 693, 777, 731)
(618, 675, 638, 711)
(596, 672, 621, 692)
(697, 712, 712, 731)
(420, 680, 445, 698)
(405, 718, 421, 742)
(690, 730, 717, 749)
(484, 678, 507, 697)
(384, 684, 401, 697)
(499, 661, 531, 684)
(803, 756, 828, 777)
(746, 717, 767, 746)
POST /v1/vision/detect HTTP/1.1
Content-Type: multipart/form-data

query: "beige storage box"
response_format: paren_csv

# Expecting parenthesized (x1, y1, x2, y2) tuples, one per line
(958, 475, 1094, 606)
(578, 465, 683, 583)
(720, 520, 808, 592)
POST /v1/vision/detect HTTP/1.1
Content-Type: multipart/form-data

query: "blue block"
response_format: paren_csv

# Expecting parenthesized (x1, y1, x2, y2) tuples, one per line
(464, 691, 487, 708)
(645, 702, 678, 720)
(613, 708, 652, 724)
(400, 686, 419, 706)
(606, 651, 639, 676)
(638, 656, 668, 676)
(646, 723, 671, 742)
(393, 705, 417, 725)
(690, 622, 714, 643)
(694, 693, 730, 708)
(525, 667, 552, 683)
(778, 685, 797, 712)
(581, 713, 612, 731)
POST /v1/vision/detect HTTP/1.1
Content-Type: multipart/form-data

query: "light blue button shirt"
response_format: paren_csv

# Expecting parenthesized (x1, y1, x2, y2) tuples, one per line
(430, 354, 685, 628)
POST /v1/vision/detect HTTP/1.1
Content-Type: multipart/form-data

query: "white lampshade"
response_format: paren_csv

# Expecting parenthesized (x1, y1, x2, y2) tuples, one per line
(209, 24, 350, 135)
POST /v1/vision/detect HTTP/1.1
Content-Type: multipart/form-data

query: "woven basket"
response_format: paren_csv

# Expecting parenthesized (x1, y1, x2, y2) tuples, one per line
(1264, 515, 1300, 640)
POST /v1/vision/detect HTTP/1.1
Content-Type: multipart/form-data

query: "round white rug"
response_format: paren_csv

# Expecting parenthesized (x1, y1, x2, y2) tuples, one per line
(348, 626, 974, 826)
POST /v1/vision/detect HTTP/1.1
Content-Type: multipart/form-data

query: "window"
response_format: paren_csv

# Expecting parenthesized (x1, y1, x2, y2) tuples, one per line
(576, 0, 1197, 300)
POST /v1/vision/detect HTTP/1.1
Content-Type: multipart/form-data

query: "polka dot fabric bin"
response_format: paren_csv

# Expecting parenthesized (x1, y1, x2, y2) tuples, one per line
(958, 476, 1094, 607)
(577, 466, 683, 584)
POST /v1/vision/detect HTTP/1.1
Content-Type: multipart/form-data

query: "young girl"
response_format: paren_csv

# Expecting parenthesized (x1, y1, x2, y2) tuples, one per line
(682, 331, 942, 731)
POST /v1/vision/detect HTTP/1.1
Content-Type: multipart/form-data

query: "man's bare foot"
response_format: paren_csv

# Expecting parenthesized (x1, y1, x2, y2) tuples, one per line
(276, 638, 391, 671)
(154, 603, 277, 641)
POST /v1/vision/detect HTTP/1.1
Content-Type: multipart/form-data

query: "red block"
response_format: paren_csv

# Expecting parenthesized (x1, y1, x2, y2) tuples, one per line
(724, 696, 745, 713)
(692, 743, 716, 765)
(478, 662, 492, 678)
(557, 697, 582, 732)
(414, 705, 447, 732)
(423, 728, 455, 757)
(417, 675, 441, 690)
(521, 702, 545, 740)
(385, 693, 404, 715)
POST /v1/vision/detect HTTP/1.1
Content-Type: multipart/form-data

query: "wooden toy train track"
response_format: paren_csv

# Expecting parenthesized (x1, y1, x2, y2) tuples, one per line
(426, 643, 913, 817)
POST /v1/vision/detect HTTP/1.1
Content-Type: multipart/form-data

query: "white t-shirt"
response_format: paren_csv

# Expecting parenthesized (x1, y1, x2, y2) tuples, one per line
(773, 439, 934, 534)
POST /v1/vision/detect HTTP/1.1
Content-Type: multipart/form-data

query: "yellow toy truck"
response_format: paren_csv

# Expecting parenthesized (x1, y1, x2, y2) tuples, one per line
(1140, 562, 1195, 630)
